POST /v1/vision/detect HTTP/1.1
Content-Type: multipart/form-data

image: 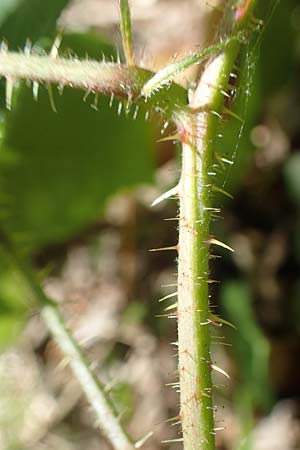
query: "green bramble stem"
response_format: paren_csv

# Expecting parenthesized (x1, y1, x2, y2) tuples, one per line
(177, 108, 215, 450)
(176, 1, 257, 449)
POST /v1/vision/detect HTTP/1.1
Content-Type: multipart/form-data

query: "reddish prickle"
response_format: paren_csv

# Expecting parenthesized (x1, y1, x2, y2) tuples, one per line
(235, 0, 251, 22)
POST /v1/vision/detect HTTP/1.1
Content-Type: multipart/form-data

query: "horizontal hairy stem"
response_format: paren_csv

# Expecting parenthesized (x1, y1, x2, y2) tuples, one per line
(0, 226, 135, 450)
(0, 51, 187, 116)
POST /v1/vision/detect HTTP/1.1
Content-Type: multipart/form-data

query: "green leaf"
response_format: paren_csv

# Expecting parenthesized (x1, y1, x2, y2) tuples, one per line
(0, 0, 70, 111)
(0, 0, 70, 49)
(0, 33, 154, 248)
(221, 280, 272, 410)
(0, 0, 22, 26)
(221, 280, 274, 449)
(0, 252, 28, 348)
(109, 382, 134, 424)
(284, 152, 300, 206)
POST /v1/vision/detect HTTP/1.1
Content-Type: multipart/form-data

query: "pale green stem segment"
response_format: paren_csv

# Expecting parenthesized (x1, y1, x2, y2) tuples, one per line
(0, 227, 135, 450)
(119, 0, 134, 66)
(177, 42, 239, 450)
(177, 107, 215, 450)
(141, 37, 236, 98)
(176, 1, 257, 449)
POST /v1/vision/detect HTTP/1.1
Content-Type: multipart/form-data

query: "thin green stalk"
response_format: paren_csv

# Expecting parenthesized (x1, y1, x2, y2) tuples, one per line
(142, 37, 237, 97)
(41, 305, 135, 450)
(119, 0, 134, 66)
(0, 227, 135, 450)
(176, 2, 257, 449)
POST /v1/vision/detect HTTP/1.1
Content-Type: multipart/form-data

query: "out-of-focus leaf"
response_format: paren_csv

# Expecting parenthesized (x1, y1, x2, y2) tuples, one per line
(0, 253, 28, 348)
(0, 0, 69, 49)
(221, 280, 273, 450)
(0, 314, 24, 347)
(0, 33, 154, 248)
(122, 301, 147, 325)
(0, 0, 21, 26)
(257, 0, 298, 97)
(284, 152, 300, 205)
(221, 280, 272, 410)
(109, 382, 134, 424)
(0, 0, 70, 111)
(291, 284, 300, 333)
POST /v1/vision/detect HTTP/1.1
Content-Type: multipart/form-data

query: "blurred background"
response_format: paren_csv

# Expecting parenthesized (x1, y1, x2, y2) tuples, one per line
(0, 1, 299, 449)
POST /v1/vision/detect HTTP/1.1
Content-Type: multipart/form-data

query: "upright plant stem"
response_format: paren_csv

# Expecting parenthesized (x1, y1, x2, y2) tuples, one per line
(177, 108, 215, 450)
(176, 1, 257, 448)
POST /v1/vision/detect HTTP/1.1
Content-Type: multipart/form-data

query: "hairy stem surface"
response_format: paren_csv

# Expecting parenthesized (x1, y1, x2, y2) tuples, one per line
(0, 51, 186, 115)
(176, 1, 256, 447)
(177, 108, 214, 450)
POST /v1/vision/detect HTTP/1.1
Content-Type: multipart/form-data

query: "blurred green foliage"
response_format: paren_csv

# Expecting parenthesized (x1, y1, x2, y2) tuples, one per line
(0, 1, 154, 347)
(0, 252, 28, 346)
(222, 281, 272, 408)
(109, 382, 135, 424)
(1, 33, 154, 247)
(284, 153, 300, 205)
(0, 0, 69, 49)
